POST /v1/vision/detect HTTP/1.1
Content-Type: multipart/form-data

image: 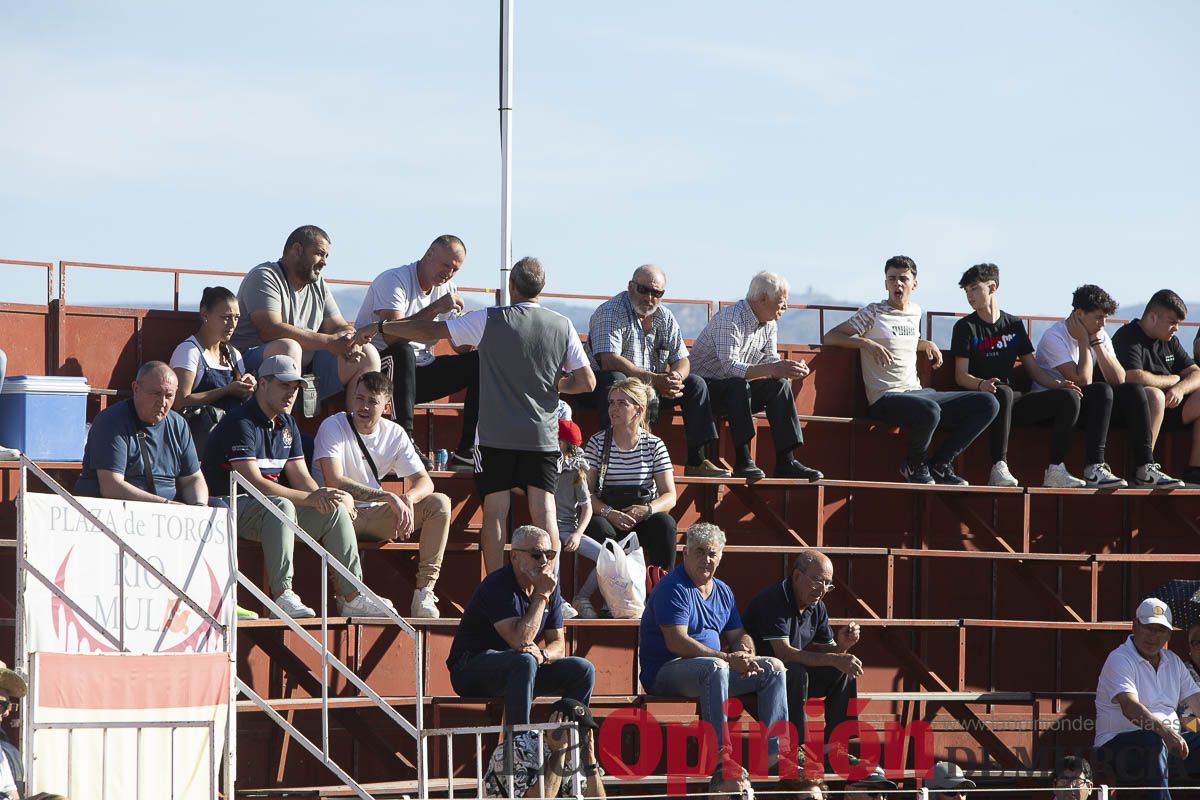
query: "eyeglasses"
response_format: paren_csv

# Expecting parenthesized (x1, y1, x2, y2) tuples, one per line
(514, 548, 557, 562)
(1054, 777, 1092, 788)
(800, 572, 836, 592)
(633, 283, 665, 299)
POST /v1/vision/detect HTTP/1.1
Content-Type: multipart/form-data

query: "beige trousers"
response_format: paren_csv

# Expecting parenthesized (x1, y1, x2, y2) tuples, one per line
(352, 492, 451, 590)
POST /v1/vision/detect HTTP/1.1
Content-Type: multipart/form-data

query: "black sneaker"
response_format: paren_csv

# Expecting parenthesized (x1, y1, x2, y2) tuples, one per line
(731, 461, 766, 480)
(899, 460, 934, 484)
(449, 448, 476, 471)
(414, 446, 434, 471)
(930, 462, 969, 486)
(774, 459, 824, 481)
(1181, 466, 1200, 489)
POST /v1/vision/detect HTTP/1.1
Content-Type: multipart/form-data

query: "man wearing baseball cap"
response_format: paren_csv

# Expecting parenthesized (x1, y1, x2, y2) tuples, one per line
(924, 760, 975, 796)
(1094, 597, 1200, 798)
(846, 764, 897, 798)
(203, 355, 395, 620)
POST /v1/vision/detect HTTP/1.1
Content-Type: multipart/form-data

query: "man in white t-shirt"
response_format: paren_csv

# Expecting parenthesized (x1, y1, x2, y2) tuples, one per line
(1032, 284, 1182, 489)
(1094, 598, 1200, 797)
(313, 371, 452, 618)
(355, 257, 596, 573)
(823, 255, 998, 485)
(354, 235, 478, 470)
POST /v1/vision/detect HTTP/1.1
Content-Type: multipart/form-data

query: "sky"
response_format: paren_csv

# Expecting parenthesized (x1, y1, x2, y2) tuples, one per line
(2, 2, 1197, 320)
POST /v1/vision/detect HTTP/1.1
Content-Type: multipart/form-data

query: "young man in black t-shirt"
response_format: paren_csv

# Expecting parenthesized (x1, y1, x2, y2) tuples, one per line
(1113, 289, 1200, 486)
(951, 263, 1121, 487)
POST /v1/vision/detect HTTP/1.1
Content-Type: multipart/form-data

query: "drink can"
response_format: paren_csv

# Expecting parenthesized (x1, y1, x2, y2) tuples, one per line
(435, 449, 449, 471)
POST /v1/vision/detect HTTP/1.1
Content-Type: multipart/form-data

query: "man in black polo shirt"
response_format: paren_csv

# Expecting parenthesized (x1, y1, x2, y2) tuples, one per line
(1113, 290, 1200, 487)
(203, 354, 394, 620)
(446, 525, 595, 731)
(742, 550, 863, 766)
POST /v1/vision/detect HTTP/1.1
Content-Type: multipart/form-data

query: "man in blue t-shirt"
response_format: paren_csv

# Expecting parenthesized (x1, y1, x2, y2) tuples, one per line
(447, 525, 595, 728)
(742, 550, 863, 767)
(639, 522, 788, 789)
(75, 362, 207, 505)
(203, 354, 393, 620)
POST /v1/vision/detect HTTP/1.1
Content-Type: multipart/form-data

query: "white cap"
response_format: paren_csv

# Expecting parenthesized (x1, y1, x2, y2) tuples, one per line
(1136, 597, 1174, 630)
(258, 354, 303, 383)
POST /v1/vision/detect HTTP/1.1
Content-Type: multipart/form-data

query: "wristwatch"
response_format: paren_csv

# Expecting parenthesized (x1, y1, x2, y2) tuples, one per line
(377, 319, 386, 338)
(599, 505, 613, 518)
(539, 647, 550, 663)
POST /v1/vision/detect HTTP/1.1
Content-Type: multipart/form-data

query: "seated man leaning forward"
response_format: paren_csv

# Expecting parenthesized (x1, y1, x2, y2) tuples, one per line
(1113, 289, 1200, 488)
(587, 263, 725, 477)
(230, 225, 380, 411)
(354, 234, 479, 470)
(202, 355, 394, 620)
(446, 525, 595, 733)
(639, 522, 790, 792)
(75, 361, 208, 506)
(312, 371, 451, 619)
(824, 255, 999, 485)
(689, 271, 823, 481)
(743, 549, 862, 768)
(1094, 597, 1200, 799)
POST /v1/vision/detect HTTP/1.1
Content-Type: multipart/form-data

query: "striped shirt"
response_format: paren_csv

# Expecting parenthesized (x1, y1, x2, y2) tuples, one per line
(688, 299, 780, 380)
(584, 429, 672, 494)
(586, 291, 688, 372)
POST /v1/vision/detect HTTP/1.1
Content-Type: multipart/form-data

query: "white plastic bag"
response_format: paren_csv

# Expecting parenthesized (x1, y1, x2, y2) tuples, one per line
(595, 532, 647, 619)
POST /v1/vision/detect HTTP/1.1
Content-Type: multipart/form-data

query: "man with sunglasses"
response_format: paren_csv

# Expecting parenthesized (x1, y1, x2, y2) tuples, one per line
(689, 271, 823, 481)
(743, 550, 862, 770)
(447, 524, 595, 740)
(587, 264, 726, 477)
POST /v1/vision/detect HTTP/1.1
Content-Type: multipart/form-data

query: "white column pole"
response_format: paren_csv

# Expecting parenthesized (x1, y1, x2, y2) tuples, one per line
(498, 0, 514, 306)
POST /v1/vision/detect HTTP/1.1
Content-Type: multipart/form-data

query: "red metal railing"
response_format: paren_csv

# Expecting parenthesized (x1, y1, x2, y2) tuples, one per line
(0, 259, 55, 307)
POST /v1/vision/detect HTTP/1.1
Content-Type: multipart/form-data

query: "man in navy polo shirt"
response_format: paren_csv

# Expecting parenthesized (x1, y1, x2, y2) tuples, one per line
(203, 354, 394, 620)
(447, 525, 595, 730)
(743, 549, 863, 767)
(75, 361, 208, 505)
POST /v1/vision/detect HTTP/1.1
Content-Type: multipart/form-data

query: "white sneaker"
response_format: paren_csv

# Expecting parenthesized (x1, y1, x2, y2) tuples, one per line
(273, 590, 316, 619)
(1135, 463, 1184, 489)
(339, 592, 395, 618)
(988, 461, 1019, 487)
(411, 588, 440, 619)
(1042, 463, 1086, 488)
(0, 447, 20, 460)
(560, 600, 579, 620)
(1084, 462, 1127, 489)
(573, 597, 598, 619)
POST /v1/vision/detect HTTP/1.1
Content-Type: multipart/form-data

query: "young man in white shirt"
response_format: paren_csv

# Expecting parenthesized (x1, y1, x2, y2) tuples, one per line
(824, 255, 998, 485)
(313, 371, 452, 618)
(1033, 285, 1181, 488)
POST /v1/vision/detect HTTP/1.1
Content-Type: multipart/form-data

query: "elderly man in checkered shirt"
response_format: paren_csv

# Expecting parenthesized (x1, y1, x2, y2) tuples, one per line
(586, 264, 727, 477)
(688, 271, 823, 481)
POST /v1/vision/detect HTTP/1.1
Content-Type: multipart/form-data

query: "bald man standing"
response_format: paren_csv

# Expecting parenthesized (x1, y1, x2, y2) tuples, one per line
(587, 265, 726, 476)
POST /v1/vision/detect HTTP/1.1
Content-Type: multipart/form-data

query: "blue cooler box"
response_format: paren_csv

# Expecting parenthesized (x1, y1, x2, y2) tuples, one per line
(0, 375, 91, 461)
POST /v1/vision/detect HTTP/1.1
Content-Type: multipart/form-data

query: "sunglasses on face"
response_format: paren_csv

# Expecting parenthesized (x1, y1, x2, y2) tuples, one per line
(633, 283, 665, 299)
(515, 548, 557, 562)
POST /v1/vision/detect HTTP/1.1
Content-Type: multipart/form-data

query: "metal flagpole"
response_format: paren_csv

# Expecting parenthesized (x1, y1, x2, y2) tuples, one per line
(498, 0, 514, 306)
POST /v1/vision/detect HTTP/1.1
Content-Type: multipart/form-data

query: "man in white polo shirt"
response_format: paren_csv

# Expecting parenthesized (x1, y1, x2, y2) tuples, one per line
(1094, 598, 1200, 798)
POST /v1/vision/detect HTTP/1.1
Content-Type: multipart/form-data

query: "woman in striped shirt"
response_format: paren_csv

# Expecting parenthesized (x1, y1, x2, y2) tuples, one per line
(572, 378, 678, 617)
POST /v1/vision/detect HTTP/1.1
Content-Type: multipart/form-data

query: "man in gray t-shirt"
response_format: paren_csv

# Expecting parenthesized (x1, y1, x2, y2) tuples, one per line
(231, 225, 380, 407)
(355, 257, 596, 573)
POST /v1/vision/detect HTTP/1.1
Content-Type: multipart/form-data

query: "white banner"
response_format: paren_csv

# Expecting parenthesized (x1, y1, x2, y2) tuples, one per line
(22, 494, 234, 653)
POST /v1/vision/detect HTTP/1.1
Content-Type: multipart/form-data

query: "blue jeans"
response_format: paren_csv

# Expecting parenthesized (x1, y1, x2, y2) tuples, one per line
(651, 656, 788, 760)
(450, 649, 595, 726)
(243, 346, 344, 401)
(869, 389, 999, 465)
(1095, 728, 1200, 799)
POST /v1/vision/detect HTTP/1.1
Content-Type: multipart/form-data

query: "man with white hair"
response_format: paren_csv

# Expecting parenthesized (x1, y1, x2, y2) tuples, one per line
(1093, 597, 1200, 798)
(639, 522, 790, 794)
(587, 264, 726, 477)
(689, 271, 823, 481)
(447, 525, 595, 732)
